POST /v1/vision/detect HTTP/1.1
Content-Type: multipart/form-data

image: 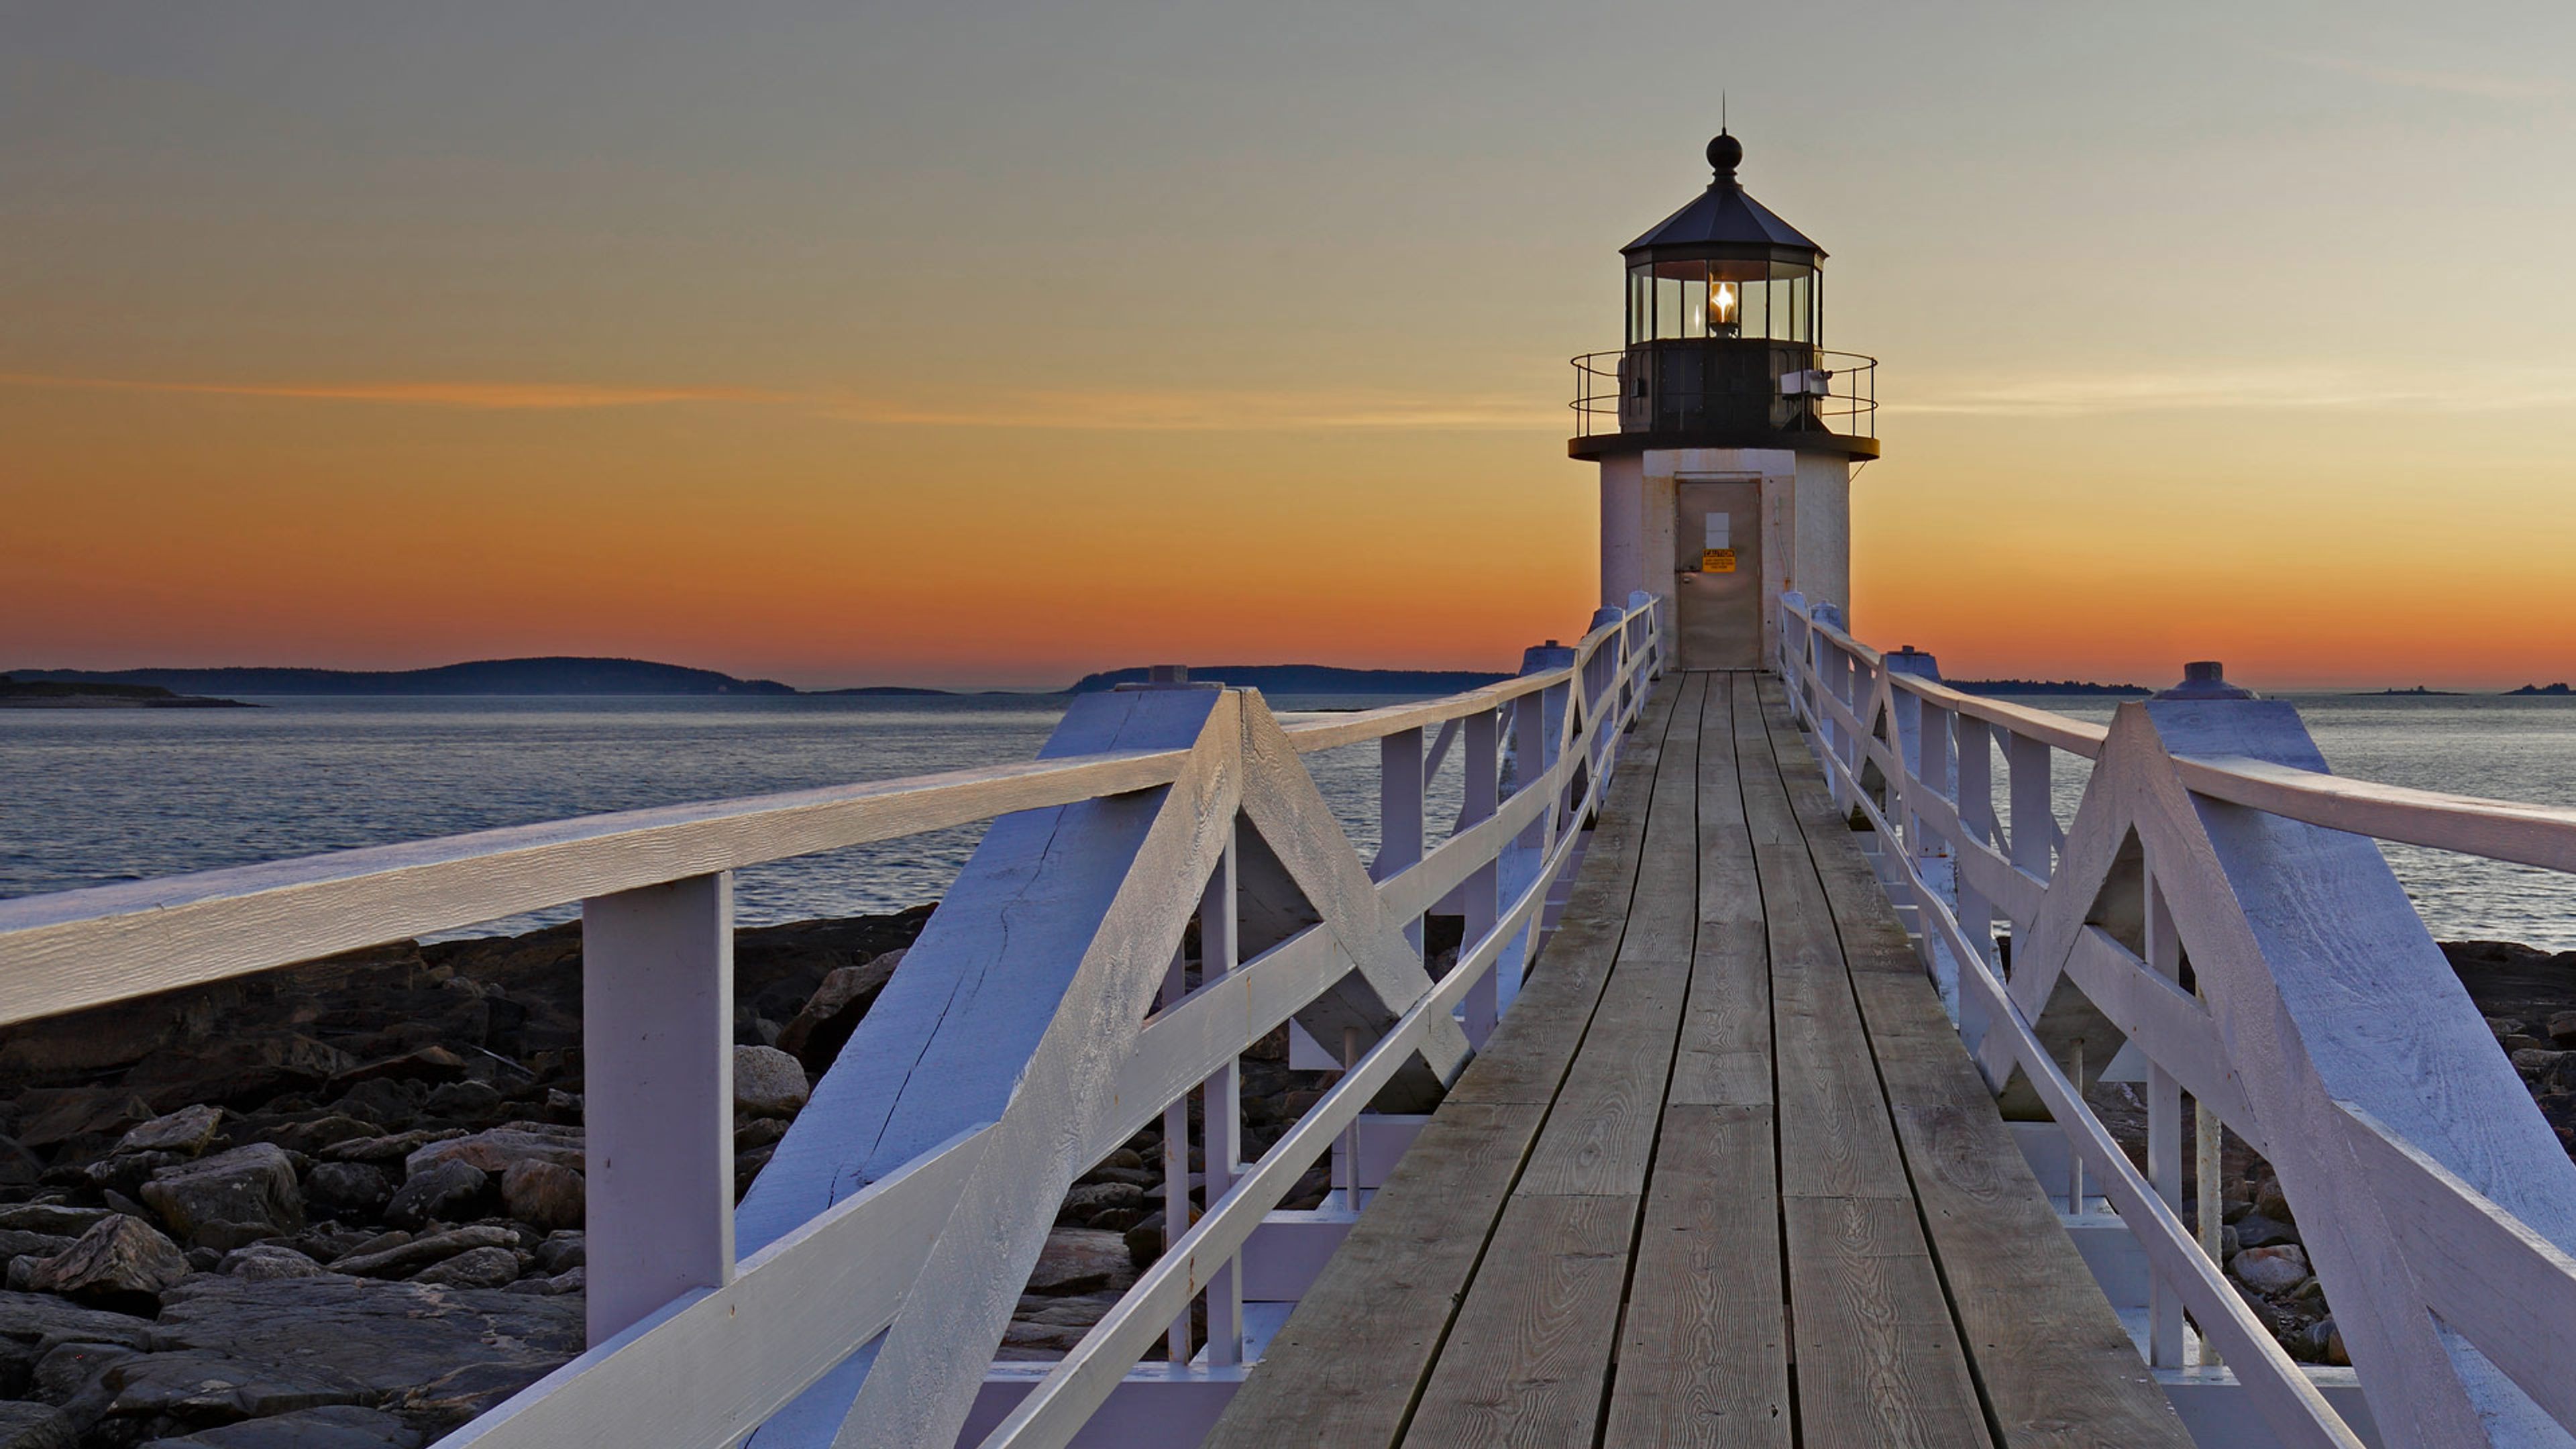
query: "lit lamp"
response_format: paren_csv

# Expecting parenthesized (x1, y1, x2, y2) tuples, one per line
(1708, 280, 1739, 336)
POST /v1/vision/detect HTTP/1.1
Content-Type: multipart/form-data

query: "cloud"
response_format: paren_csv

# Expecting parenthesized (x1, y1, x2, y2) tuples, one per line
(826, 388, 1561, 433)
(1894, 366, 2576, 418)
(0, 374, 782, 410)
(2294, 54, 2559, 102)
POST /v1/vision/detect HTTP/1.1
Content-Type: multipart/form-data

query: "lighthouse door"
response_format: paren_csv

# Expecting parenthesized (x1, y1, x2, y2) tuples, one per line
(1674, 481, 1762, 669)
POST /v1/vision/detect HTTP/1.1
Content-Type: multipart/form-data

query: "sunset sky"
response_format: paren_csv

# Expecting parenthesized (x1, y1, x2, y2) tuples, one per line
(7, 3, 2574, 688)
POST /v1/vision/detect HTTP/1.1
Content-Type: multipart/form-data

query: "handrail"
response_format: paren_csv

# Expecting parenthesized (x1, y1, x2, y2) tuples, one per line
(0, 593, 1669, 1449)
(1568, 345, 1878, 441)
(1774, 592, 2576, 1449)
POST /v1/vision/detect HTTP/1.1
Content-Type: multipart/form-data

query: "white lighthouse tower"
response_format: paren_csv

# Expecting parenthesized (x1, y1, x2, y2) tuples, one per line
(1570, 130, 1877, 668)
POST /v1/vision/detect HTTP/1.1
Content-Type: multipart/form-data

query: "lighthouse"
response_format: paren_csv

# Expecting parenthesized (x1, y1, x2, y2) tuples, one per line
(1571, 130, 1878, 669)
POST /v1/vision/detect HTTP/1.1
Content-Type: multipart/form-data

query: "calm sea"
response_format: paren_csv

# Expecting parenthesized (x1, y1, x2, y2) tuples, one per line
(3, 692, 2573, 949)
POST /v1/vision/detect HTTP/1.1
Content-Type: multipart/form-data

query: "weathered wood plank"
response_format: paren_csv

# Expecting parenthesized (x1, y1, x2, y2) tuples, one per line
(1671, 677, 1770, 1108)
(1780, 1194, 1990, 1449)
(1602, 1103, 1790, 1449)
(1199, 1102, 1550, 1449)
(1399, 1192, 1641, 1449)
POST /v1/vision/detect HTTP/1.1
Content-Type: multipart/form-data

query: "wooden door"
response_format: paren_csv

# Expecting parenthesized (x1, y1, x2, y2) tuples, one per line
(1674, 481, 1762, 669)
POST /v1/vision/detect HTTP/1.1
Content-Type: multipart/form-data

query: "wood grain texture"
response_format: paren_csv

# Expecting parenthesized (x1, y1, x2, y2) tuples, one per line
(1202, 1102, 1552, 1449)
(1603, 1104, 1790, 1449)
(1400, 1192, 1641, 1449)
(1780, 1194, 1989, 1449)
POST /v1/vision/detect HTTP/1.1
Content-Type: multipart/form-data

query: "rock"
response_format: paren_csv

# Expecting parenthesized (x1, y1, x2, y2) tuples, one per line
(735, 1117, 790, 1151)
(326, 1225, 515, 1279)
(775, 951, 903, 1069)
(85, 1148, 193, 1200)
(408, 1246, 522, 1289)
(137, 1403, 422, 1447)
(2549, 1011, 2576, 1046)
(0, 1138, 41, 1189)
(320, 1128, 462, 1165)
(115, 1105, 225, 1159)
(1059, 1182, 1144, 1223)
(382, 1160, 488, 1230)
(93, 1346, 374, 1425)
(148, 1275, 580, 1432)
(2253, 1175, 2294, 1225)
(2233, 1212, 2298, 1248)
(0, 1206, 112, 1238)
(0, 1403, 72, 1449)
(1026, 1229, 1137, 1297)
(252, 1115, 377, 1157)
(733, 1046, 812, 1118)
(999, 1321, 1088, 1358)
(504, 1266, 583, 1296)
(30, 1338, 138, 1405)
(1097, 1147, 1146, 1173)
(423, 1080, 503, 1120)
(1123, 1214, 1165, 1271)
(305, 1162, 394, 1214)
(0, 1233, 75, 1263)
(533, 1232, 584, 1275)
(401, 1124, 580, 1179)
(219, 1244, 327, 1281)
(25, 1215, 189, 1311)
(2512, 1047, 2569, 1081)
(2231, 1244, 2310, 1293)
(499, 1161, 584, 1233)
(15, 1090, 156, 1151)
(140, 1143, 305, 1250)
(122, 1033, 355, 1114)
(0, 1291, 160, 1351)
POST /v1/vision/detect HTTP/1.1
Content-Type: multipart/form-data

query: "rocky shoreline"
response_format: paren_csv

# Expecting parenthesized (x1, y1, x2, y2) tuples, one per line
(0, 912, 2561, 1444)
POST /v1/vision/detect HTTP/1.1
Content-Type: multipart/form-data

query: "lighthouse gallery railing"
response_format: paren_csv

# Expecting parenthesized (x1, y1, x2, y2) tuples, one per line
(0, 598, 1664, 1449)
(1777, 594, 2576, 1449)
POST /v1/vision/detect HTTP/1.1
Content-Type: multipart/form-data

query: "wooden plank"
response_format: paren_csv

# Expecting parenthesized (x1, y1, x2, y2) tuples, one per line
(1760, 676, 2194, 1448)
(1780, 1195, 1990, 1449)
(1756, 842, 1913, 1201)
(1602, 1104, 1790, 1449)
(1671, 678, 1770, 1108)
(1191, 1103, 1554, 1449)
(1399, 1192, 1642, 1449)
(1513, 955, 1688, 1197)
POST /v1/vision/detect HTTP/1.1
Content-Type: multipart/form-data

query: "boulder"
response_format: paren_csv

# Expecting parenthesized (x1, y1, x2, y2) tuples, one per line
(401, 1124, 580, 1179)
(532, 1232, 584, 1275)
(0, 1291, 161, 1352)
(250, 1115, 377, 1157)
(2252, 1175, 2295, 1226)
(423, 1080, 503, 1121)
(148, 1276, 579, 1434)
(2549, 1010, 2576, 1046)
(327, 1226, 517, 1279)
(1059, 1182, 1144, 1222)
(1026, 1229, 1136, 1297)
(0, 1233, 75, 1263)
(15, 1090, 156, 1151)
(382, 1160, 488, 1230)
(500, 1161, 584, 1233)
(733, 1046, 811, 1119)
(0, 1403, 72, 1449)
(0, 1208, 109, 1238)
(116, 1106, 225, 1159)
(503, 1267, 582, 1297)
(25, 1216, 189, 1312)
(29, 1338, 138, 1405)
(321, 1128, 461, 1166)
(408, 1246, 521, 1290)
(775, 950, 904, 1069)
(138, 1403, 422, 1448)
(219, 1244, 326, 1281)
(2232, 1212, 2298, 1249)
(91, 1347, 373, 1426)
(140, 1144, 305, 1250)
(0, 1138, 41, 1189)
(121, 1033, 354, 1114)
(2231, 1244, 2311, 1293)
(305, 1163, 394, 1215)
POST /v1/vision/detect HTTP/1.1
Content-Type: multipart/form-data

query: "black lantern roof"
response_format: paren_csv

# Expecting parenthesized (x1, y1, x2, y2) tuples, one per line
(1621, 133, 1823, 266)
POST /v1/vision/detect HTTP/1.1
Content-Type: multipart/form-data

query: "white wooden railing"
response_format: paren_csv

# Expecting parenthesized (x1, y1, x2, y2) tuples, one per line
(1776, 593, 2576, 1449)
(0, 595, 1664, 1449)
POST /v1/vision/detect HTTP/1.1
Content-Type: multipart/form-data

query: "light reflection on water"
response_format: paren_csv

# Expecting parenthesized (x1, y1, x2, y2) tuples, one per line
(7, 692, 2574, 949)
(0, 694, 1464, 941)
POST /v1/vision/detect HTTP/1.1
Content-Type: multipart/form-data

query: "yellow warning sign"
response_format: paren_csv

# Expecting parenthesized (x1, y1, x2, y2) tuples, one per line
(1702, 548, 1737, 574)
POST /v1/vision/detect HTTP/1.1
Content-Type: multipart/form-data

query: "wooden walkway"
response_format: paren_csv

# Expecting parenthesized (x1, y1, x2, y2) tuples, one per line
(1205, 672, 2194, 1448)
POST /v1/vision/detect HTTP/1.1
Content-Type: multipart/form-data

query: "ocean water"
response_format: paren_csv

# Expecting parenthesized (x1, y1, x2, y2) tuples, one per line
(0, 694, 1464, 941)
(3, 691, 2573, 949)
(1998, 694, 2576, 951)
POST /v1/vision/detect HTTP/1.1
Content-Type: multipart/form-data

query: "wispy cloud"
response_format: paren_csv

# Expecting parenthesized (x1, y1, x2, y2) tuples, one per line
(2294, 53, 2559, 102)
(1895, 366, 2576, 418)
(0, 374, 783, 410)
(828, 388, 1560, 433)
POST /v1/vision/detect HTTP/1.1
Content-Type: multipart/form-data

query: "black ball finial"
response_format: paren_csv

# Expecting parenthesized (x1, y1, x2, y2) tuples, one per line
(1707, 131, 1743, 180)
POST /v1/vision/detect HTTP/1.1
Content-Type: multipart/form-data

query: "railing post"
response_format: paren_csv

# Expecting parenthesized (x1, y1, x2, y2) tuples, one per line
(2143, 867, 2188, 1369)
(1379, 727, 1426, 957)
(582, 871, 737, 1346)
(1201, 826, 1243, 1365)
(1460, 706, 1500, 1046)
(2006, 730, 2053, 904)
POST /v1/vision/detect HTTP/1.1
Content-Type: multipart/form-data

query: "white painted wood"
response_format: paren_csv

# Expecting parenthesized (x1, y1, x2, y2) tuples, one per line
(583, 873, 738, 1346)
(1199, 831, 1244, 1367)
(1458, 708, 1500, 1047)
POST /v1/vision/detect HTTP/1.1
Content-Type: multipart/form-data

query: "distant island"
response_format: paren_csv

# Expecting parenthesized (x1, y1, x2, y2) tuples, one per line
(2510, 683, 2575, 696)
(1067, 665, 1513, 695)
(2371, 686, 2464, 696)
(0, 675, 253, 709)
(7, 657, 796, 697)
(1946, 679, 2152, 697)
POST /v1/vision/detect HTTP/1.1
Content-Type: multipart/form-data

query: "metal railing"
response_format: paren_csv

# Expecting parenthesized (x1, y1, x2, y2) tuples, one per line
(0, 594, 1668, 1449)
(1570, 345, 1876, 439)
(1776, 592, 2576, 1449)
